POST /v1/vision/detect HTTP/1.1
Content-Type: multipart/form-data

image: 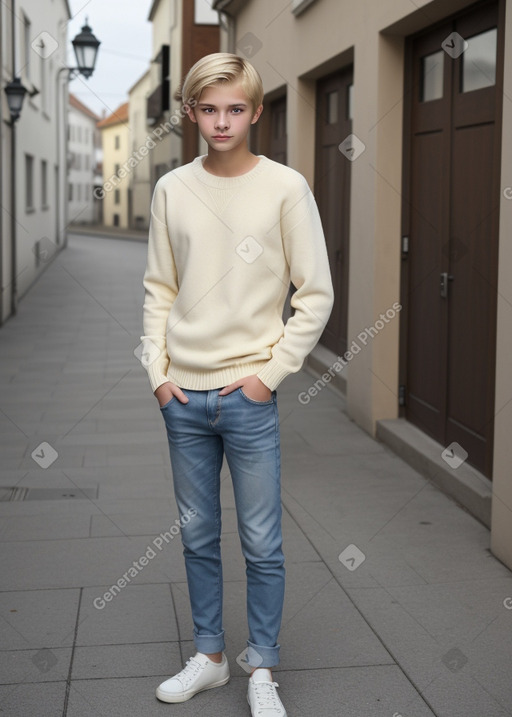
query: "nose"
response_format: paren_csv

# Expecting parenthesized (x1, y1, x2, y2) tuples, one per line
(215, 113, 230, 131)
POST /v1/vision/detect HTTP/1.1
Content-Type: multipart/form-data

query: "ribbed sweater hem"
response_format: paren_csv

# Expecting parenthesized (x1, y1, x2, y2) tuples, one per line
(166, 361, 272, 391)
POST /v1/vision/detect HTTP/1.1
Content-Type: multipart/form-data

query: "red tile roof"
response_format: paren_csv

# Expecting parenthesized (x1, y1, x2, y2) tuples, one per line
(97, 102, 129, 129)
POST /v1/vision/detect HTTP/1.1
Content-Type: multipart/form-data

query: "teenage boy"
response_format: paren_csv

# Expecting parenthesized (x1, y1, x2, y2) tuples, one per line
(140, 52, 334, 716)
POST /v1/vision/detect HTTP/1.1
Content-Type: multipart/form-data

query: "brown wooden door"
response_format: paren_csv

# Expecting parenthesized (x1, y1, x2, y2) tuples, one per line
(402, 0, 504, 477)
(315, 68, 353, 356)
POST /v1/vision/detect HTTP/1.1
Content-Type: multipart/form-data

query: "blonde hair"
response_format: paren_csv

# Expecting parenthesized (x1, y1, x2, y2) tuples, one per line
(174, 52, 264, 114)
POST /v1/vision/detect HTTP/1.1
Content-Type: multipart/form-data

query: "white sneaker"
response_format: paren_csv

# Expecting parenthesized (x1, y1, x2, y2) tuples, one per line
(156, 652, 230, 703)
(247, 668, 287, 716)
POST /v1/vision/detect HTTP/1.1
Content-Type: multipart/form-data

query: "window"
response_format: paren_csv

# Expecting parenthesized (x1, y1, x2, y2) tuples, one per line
(462, 28, 498, 93)
(41, 160, 48, 208)
(25, 154, 34, 211)
(77, 126, 82, 142)
(77, 185, 81, 201)
(194, 0, 219, 24)
(114, 189, 120, 205)
(421, 50, 444, 102)
(69, 183, 73, 201)
(115, 135, 120, 149)
(115, 163, 120, 176)
(85, 155, 90, 170)
(113, 213, 120, 227)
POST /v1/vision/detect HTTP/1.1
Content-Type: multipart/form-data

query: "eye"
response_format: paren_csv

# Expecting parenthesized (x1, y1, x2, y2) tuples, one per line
(202, 108, 214, 114)
(232, 108, 243, 114)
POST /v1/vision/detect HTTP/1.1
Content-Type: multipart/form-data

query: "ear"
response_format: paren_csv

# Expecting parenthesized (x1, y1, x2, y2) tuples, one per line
(251, 103, 264, 125)
(184, 104, 197, 124)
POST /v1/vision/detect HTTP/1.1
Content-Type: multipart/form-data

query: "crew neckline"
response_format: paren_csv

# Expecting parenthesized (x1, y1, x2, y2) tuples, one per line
(192, 154, 267, 188)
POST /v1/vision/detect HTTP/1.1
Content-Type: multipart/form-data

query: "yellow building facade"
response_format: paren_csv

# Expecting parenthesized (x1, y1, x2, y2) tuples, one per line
(97, 103, 130, 229)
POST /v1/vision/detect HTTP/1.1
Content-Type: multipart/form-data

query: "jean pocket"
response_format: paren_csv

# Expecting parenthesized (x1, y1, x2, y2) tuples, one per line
(159, 397, 175, 410)
(238, 387, 275, 405)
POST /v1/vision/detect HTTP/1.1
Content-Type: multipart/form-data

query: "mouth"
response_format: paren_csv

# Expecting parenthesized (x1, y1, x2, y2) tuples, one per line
(212, 135, 232, 140)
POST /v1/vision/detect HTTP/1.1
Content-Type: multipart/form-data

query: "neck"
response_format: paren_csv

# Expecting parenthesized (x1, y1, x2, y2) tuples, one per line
(203, 144, 259, 177)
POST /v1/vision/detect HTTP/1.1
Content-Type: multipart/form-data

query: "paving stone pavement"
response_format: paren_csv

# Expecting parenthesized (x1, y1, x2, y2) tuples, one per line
(1, 233, 511, 717)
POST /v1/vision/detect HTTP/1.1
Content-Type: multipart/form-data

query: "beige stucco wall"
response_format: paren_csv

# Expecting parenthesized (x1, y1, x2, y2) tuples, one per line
(100, 121, 130, 228)
(230, 0, 512, 569)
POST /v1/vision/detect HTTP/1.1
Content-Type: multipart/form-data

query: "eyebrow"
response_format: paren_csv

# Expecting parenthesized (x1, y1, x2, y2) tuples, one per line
(197, 102, 248, 108)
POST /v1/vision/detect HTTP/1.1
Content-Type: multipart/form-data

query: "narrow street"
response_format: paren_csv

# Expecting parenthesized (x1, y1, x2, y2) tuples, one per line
(0, 234, 511, 717)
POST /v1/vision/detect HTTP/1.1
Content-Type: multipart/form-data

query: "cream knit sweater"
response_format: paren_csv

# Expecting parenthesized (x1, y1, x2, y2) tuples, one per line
(140, 154, 334, 393)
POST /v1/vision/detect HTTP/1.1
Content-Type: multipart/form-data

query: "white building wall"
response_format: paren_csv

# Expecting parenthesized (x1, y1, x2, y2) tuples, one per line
(68, 105, 97, 224)
(0, 0, 70, 321)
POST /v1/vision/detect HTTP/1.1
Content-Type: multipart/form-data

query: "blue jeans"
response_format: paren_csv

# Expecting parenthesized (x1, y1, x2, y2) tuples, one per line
(160, 386, 285, 668)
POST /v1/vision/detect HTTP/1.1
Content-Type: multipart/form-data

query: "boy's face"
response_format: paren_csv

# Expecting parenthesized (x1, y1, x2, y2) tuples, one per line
(186, 81, 263, 153)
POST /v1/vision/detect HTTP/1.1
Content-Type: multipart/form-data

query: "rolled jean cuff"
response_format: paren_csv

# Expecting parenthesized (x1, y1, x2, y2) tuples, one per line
(193, 629, 225, 655)
(246, 639, 280, 668)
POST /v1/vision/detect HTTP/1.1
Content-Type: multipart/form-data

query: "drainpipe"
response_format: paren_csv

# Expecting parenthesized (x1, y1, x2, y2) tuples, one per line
(0, 1, 4, 324)
(9, 0, 18, 316)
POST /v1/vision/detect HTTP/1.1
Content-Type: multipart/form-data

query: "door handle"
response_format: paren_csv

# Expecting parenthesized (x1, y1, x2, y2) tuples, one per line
(440, 272, 454, 298)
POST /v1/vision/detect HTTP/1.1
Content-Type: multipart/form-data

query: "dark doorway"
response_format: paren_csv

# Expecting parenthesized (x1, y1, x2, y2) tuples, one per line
(315, 67, 354, 356)
(401, 0, 504, 477)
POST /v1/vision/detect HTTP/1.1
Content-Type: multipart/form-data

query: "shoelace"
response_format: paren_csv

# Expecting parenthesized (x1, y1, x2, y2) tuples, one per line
(251, 680, 283, 712)
(175, 657, 205, 688)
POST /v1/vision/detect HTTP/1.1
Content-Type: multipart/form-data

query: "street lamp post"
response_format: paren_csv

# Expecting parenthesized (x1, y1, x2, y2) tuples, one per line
(4, 77, 28, 122)
(57, 21, 101, 249)
(2, 20, 100, 317)
(3, 77, 28, 317)
(72, 21, 101, 79)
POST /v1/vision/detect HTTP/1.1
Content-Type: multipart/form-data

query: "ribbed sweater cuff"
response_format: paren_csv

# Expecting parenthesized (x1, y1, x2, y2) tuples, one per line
(256, 359, 291, 391)
(147, 364, 171, 394)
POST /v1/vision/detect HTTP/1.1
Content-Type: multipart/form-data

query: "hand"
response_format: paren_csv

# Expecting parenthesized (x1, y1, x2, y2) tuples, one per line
(154, 381, 189, 407)
(218, 374, 271, 402)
